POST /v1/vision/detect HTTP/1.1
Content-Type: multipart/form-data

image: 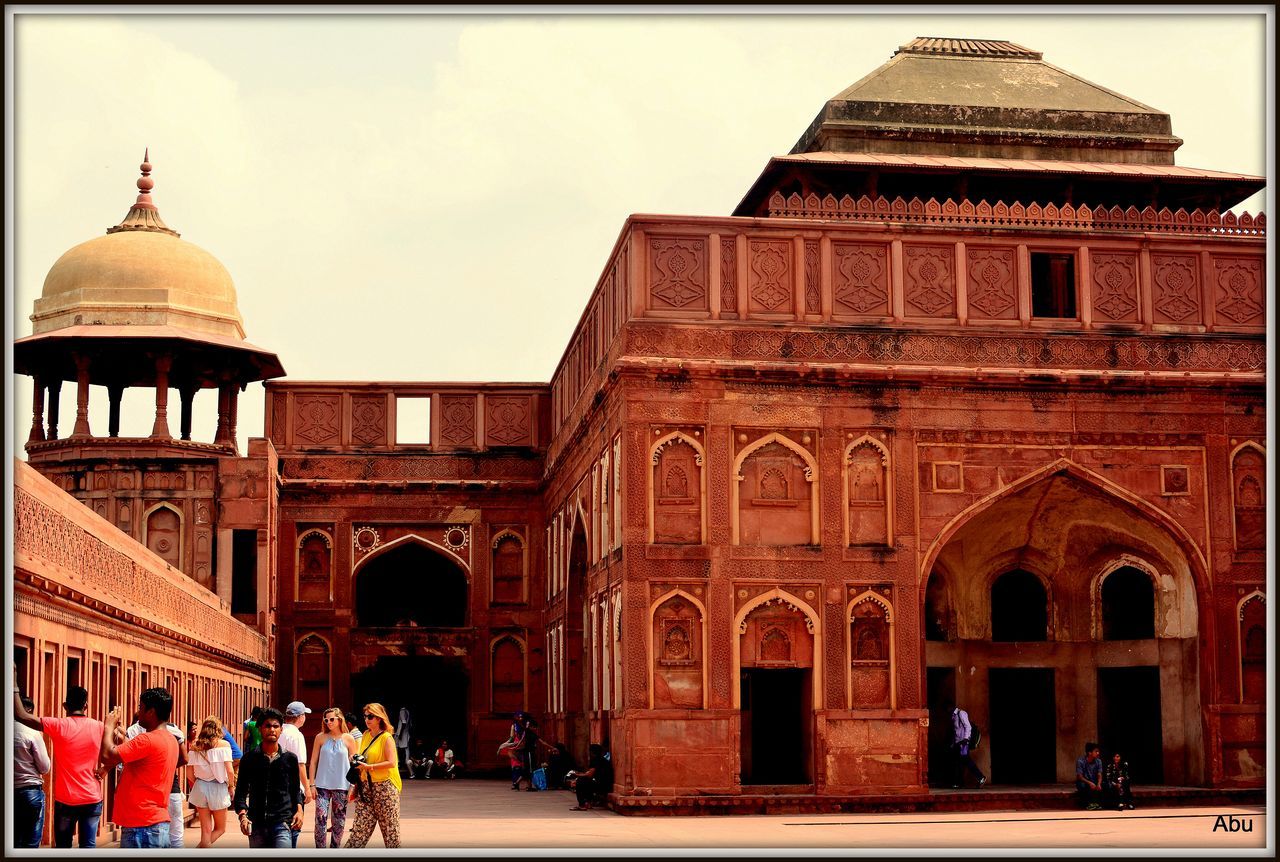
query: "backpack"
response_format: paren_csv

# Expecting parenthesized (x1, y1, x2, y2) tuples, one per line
(969, 723, 981, 750)
(531, 767, 547, 791)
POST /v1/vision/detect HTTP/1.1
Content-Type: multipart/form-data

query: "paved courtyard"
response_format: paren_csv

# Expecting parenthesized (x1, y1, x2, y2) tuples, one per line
(113, 778, 1267, 852)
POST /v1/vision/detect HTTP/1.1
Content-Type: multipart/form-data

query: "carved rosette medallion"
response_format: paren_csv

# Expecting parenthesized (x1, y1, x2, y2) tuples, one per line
(649, 236, 708, 310)
(443, 526, 470, 551)
(353, 526, 381, 557)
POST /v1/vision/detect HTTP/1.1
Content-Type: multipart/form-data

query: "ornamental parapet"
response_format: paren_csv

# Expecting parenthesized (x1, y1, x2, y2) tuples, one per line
(766, 193, 1267, 238)
(12, 459, 269, 670)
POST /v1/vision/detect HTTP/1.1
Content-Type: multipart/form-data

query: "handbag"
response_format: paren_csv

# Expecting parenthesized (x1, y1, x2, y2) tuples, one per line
(347, 731, 385, 785)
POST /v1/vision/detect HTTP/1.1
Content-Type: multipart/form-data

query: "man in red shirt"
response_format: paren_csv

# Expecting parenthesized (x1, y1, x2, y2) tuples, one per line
(99, 687, 179, 848)
(14, 676, 104, 848)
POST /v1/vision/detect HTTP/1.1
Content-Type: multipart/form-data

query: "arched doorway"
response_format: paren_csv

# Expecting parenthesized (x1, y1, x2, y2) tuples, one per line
(921, 463, 1205, 787)
(350, 540, 472, 761)
(562, 517, 590, 764)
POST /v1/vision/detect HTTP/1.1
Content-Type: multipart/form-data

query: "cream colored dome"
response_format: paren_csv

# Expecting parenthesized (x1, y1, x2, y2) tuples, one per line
(30, 153, 246, 341)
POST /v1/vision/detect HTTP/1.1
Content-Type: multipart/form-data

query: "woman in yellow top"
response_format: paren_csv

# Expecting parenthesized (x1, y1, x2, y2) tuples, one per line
(343, 703, 401, 848)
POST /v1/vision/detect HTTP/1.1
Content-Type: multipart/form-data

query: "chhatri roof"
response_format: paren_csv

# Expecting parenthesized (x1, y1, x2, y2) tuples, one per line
(791, 36, 1183, 163)
(31, 152, 247, 341)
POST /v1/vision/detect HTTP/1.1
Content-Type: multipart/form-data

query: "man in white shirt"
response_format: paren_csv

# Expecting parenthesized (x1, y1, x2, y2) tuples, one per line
(14, 695, 52, 847)
(279, 701, 312, 848)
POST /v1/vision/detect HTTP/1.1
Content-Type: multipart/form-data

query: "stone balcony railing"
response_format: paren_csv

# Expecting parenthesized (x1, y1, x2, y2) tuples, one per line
(12, 459, 270, 671)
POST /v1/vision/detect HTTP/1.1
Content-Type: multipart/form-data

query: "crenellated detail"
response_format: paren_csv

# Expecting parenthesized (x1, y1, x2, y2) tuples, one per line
(766, 193, 1266, 237)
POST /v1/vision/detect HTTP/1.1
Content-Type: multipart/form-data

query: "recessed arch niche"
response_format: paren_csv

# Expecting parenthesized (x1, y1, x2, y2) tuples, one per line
(354, 537, 469, 627)
(491, 529, 527, 605)
(847, 591, 895, 709)
(845, 436, 891, 546)
(732, 433, 820, 546)
(296, 529, 333, 603)
(649, 431, 705, 545)
(142, 501, 183, 571)
(648, 589, 706, 709)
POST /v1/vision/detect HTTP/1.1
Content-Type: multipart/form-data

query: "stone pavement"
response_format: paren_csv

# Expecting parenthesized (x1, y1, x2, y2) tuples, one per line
(118, 778, 1267, 851)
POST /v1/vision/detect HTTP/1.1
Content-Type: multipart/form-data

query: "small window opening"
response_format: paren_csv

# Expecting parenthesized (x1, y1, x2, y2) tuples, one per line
(1031, 252, 1077, 318)
(231, 529, 259, 615)
(395, 396, 432, 445)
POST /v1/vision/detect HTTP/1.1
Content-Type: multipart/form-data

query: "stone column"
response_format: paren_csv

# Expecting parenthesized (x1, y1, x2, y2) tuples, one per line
(46, 381, 61, 440)
(214, 381, 232, 446)
(107, 385, 124, 438)
(150, 355, 173, 439)
(28, 377, 45, 444)
(228, 384, 240, 454)
(179, 386, 196, 441)
(71, 355, 92, 438)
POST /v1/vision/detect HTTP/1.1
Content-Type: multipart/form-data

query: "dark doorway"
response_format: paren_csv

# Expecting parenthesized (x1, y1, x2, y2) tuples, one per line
(562, 524, 590, 765)
(989, 668, 1056, 785)
(991, 570, 1048, 641)
(740, 668, 810, 785)
(351, 655, 469, 761)
(1097, 667, 1163, 784)
(1101, 568, 1155, 640)
(926, 667, 957, 787)
(355, 542, 468, 628)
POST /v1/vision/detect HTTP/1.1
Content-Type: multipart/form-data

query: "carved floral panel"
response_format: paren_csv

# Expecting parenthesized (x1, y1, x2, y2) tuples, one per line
(294, 395, 341, 446)
(966, 247, 1017, 320)
(904, 244, 955, 317)
(649, 236, 708, 311)
(350, 395, 387, 446)
(439, 395, 477, 448)
(1151, 253, 1201, 324)
(748, 240, 793, 314)
(486, 396, 532, 447)
(720, 237, 738, 312)
(832, 242, 889, 316)
(1213, 256, 1264, 326)
(804, 240, 821, 313)
(1091, 252, 1140, 322)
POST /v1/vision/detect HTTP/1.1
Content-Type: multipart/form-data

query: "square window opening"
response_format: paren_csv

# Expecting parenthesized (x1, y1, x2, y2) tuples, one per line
(1031, 252, 1077, 319)
(395, 396, 432, 445)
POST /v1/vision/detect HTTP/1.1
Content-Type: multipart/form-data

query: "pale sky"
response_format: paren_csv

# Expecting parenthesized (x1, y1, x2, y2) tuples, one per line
(6, 9, 1271, 454)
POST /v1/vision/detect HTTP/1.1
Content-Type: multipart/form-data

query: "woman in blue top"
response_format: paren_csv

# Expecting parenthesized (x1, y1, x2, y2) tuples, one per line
(308, 708, 356, 848)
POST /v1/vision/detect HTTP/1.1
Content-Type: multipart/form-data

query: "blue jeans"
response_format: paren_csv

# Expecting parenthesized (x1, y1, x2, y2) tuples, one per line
(120, 822, 170, 848)
(54, 800, 102, 848)
(249, 821, 294, 849)
(14, 786, 45, 848)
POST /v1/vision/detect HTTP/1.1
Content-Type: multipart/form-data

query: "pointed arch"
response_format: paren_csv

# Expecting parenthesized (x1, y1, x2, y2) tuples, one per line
(647, 588, 708, 709)
(648, 431, 707, 544)
(731, 432, 821, 545)
(731, 587, 823, 709)
(351, 532, 471, 580)
(1229, 441, 1266, 552)
(141, 501, 184, 570)
(296, 528, 334, 603)
(489, 633, 527, 714)
(1090, 554, 1160, 640)
(491, 529, 527, 605)
(294, 632, 331, 707)
(1237, 590, 1265, 704)
(843, 434, 893, 546)
(846, 590, 896, 709)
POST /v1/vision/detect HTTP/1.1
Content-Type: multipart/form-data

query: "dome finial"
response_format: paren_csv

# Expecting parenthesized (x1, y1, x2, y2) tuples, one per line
(107, 149, 179, 237)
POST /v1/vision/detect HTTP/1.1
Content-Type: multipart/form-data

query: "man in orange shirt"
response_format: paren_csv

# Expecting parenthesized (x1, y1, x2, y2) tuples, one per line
(14, 675, 104, 848)
(99, 688, 179, 848)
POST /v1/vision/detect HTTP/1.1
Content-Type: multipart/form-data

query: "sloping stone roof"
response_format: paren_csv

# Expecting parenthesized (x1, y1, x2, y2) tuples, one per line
(792, 36, 1182, 164)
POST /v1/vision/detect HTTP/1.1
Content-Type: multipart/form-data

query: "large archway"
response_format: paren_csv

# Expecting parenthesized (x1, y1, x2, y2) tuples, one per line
(354, 539, 468, 628)
(921, 462, 1206, 787)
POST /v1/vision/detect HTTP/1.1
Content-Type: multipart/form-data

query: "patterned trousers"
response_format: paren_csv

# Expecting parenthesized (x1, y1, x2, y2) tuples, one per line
(342, 780, 401, 848)
(313, 787, 349, 848)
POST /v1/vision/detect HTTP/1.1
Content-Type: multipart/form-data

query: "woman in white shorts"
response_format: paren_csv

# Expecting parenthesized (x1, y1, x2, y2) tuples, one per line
(186, 716, 235, 847)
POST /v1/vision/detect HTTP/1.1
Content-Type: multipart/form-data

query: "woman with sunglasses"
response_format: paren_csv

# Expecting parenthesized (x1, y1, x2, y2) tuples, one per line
(308, 708, 356, 848)
(343, 703, 401, 848)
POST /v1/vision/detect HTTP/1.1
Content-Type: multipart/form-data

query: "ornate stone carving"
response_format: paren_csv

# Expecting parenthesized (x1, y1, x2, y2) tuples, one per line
(1091, 252, 1140, 321)
(652, 434, 703, 545)
(804, 240, 821, 313)
(967, 247, 1017, 319)
(1151, 254, 1201, 323)
(350, 396, 387, 446)
(832, 242, 889, 316)
(297, 529, 332, 603)
(1232, 446, 1265, 551)
(720, 237, 737, 312)
(492, 532, 525, 605)
(486, 396, 532, 446)
(847, 440, 889, 545)
(748, 240, 793, 313)
(904, 245, 955, 317)
(270, 392, 289, 443)
(649, 236, 708, 310)
(294, 395, 340, 446)
(739, 440, 814, 546)
(440, 395, 477, 447)
(1214, 257, 1264, 325)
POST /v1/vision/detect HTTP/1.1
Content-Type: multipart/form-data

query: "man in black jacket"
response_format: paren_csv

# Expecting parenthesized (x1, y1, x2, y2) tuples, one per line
(232, 709, 302, 848)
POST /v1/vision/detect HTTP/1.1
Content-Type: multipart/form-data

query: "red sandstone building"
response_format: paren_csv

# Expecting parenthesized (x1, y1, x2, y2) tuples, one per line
(12, 38, 1267, 819)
